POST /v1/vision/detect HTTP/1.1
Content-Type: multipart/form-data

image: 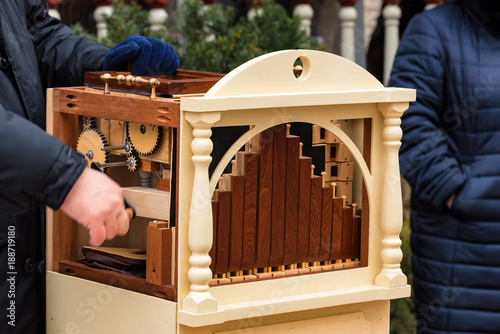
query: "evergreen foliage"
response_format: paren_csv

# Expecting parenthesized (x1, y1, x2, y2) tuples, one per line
(71, 0, 319, 73)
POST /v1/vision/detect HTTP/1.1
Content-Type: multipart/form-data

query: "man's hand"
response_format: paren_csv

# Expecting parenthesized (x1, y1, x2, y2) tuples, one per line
(60, 168, 130, 246)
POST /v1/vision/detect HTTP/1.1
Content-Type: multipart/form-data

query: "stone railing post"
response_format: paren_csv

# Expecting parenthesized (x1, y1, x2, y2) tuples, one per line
(293, 0, 314, 36)
(182, 111, 221, 313)
(47, 0, 62, 20)
(143, 0, 169, 30)
(93, 0, 113, 40)
(382, 0, 401, 85)
(338, 0, 358, 62)
(375, 102, 408, 288)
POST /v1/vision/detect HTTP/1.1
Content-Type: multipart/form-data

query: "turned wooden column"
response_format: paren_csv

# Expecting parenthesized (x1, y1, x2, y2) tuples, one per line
(375, 102, 408, 288)
(47, 0, 63, 20)
(337, 0, 358, 62)
(143, 0, 169, 30)
(382, 0, 401, 85)
(182, 111, 221, 313)
(93, 0, 113, 40)
(293, 0, 314, 36)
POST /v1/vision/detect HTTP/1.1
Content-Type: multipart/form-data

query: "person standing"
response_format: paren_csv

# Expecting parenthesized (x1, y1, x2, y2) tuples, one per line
(389, 1, 500, 332)
(0, 1, 179, 333)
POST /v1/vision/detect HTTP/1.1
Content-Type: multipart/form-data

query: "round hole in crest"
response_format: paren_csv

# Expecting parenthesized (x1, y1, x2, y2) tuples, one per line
(292, 56, 311, 80)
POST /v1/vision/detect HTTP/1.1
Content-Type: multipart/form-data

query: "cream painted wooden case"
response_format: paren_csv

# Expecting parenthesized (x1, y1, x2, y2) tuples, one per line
(46, 50, 415, 334)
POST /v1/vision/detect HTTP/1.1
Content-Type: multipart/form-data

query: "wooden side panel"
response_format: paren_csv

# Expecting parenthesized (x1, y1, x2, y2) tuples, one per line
(351, 214, 362, 259)
(214, 191, 231, 275)
(307, 176, 323, 262)
(283, 136, 300, 265)
(319, 186, 333, 262)
(241, 152, 259, 271)
(146, 222, 172, 285)
(340, 206, 354, 260)
(361, 118, 372, 267)
(209, 200, 218, 273)
(297, 157, 312, 264)
(269, 124, 287, 267)
(228, 175, 245, 272)
(330, 197, 344, 261)
(255, 129, 274, 268)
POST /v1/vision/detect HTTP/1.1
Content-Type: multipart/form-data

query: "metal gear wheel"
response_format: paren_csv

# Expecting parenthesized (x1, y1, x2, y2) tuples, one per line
(126, 153, 140, 172)
(82, 116, 96, 130)
(127, 123, 162, 155)
(76, 128, 109, 168)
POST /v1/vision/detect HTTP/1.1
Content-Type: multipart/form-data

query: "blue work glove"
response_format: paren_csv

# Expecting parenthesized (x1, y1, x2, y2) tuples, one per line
(102, 35, 180, 76)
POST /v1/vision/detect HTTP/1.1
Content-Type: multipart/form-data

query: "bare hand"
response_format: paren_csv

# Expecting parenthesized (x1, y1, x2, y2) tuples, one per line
(60, 168, 130, 246)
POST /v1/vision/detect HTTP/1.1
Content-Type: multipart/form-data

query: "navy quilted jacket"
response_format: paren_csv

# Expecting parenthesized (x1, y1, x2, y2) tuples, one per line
(389, 2, 500, 333)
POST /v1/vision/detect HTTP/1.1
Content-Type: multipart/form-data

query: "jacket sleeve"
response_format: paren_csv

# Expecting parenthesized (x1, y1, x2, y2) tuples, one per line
(388, 13, 466, 211)
(25, 0, 109, 89)
(0, 105, 87, 214)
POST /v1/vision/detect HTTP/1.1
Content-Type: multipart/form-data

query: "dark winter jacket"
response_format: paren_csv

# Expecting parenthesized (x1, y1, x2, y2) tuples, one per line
(389, 2, 500, 333)
(0, 1, 108, 333)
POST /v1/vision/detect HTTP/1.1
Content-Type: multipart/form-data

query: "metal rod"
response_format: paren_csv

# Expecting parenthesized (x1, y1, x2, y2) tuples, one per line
(101, 142, 130, 152)
(98, 160, 132, 168)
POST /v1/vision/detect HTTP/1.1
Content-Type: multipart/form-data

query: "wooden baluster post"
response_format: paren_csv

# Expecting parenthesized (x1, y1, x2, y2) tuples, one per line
(382, 0, 402, 85)
(183, 112, 221, 313)
(375, 102, 408, 287)
(47, 0, 62, 20)
(93, 0, 113, 40)
(143, 0, 169, 31)
(424, 0, 440, 10)
(293, 0, 314, 36)
(338, 0, 359, 62)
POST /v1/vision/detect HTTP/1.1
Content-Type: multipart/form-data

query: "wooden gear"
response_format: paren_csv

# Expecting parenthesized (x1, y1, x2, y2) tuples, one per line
(46, 51, 415, 333)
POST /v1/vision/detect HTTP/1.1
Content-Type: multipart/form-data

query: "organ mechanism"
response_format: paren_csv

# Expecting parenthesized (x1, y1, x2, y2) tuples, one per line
(76, 119, 166, 173)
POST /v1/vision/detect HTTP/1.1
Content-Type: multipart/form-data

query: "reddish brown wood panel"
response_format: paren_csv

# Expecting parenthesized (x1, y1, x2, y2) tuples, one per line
(209, 200, 218, 273)
(146, 222, 172, 285)
(283, 135, 300, 265)
(84, 69, 224, 96)
(319, 186, 333, 262)
(59, 260, 176, 302)
(57, 87, 180, 127)
(255, 129, 274, 269)
(241, 152, 259, 271)
(340, 206, 354, 260)
(361, 118, 372, 267)
(270, 124, 287, 267)
(330, 197, 344, 261)
(297, 157, 312, 264)
(214, 191, 231, 274)
(228, 175, 245, 272)
(351, 214, 361, 259)
(307, 176, 323, 262)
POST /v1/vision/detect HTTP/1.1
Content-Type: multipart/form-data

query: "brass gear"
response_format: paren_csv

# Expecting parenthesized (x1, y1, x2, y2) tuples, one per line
(82, 116, 96, 130)
(126, 153, 140, 172)
(76, 128, 109, 168)
(127, 123, 162, 155)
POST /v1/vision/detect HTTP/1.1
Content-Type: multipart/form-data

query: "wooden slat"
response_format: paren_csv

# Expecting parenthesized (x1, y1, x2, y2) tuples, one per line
(306, 176, 323, 262)
(351, 214, 361, 259)
(283, 136, 300, 265)
(361, 118, 372, 267)
(214, 191, 231, 275)
(269, 124, 287, 267)
(146, 222, 172, 285)
(340, 206, 354, 260)
(297, 157, 312, 264)
(209, 200, 218, 273)
(57, 87, 180, 127)
(241, 152, 259, 271)
(319, 186, 333, 262)
(59, 260, 176, 301)
(228, 175, 245, 272)
(255, 129, 274, 268)
(330, 197, 344, 261)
